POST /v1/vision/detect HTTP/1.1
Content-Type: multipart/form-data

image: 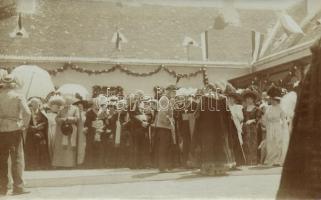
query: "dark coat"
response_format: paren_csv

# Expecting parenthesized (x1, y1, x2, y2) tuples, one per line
(25, 110, 50, 170)
(277, 39, 321, 199)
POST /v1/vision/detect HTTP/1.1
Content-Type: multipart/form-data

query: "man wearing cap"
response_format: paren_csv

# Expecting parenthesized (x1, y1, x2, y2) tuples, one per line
(0, 74, 31, 196)
(154, 85, 176, 172)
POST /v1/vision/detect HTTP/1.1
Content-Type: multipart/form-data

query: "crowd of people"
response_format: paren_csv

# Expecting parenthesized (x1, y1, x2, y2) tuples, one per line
(0, 68, 297, 194)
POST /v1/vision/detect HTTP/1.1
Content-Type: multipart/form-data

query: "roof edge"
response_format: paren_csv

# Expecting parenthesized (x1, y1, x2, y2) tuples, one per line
(253, 39, 314, 70)
(0, 55, 249, 69)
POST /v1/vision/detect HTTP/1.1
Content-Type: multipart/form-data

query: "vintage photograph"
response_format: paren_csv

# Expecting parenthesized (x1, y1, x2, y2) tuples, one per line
(0, 0, 321, 199)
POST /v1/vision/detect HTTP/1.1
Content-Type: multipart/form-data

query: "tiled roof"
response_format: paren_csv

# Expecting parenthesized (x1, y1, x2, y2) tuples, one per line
(260, 1, 321, 59)
(0, 0, 277, 62)
(262, 0, 308, 57)
(296, 11, 321, 44)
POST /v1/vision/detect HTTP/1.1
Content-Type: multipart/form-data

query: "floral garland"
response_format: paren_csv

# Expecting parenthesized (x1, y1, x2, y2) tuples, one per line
(246, 66, 302, 92)
(1, 63, 209, 85)
(46, 63, 207, 80)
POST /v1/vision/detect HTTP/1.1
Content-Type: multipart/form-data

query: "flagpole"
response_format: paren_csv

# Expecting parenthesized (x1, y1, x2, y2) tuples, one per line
(25, 71, 36, 99)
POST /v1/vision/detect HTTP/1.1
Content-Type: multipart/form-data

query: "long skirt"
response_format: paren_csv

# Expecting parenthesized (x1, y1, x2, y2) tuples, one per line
(46, 113, 57, 161)
(243, 124, 258, 165)
(25, 132, 50, 170)
(264, 122, 287, 166)
(52, 130, 77, 168)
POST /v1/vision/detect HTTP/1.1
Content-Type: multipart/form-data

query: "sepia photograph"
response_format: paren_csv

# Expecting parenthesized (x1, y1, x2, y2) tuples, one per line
(0, 0, 321, 199)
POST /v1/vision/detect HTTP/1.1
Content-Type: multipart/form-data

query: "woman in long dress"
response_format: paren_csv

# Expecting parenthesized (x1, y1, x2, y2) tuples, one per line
(46, 95, 65, 162)
(52, 95, 80, 168)
(73, 100, 87, 166)
(263, 86, 288, 166)
(227, 92, 245, 166)
(242, 89, 262, 166)
(25, 98, 50, 170)
(195, 85, 235, 176)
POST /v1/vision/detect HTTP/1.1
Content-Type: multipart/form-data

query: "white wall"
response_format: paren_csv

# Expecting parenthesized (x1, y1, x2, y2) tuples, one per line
(50, 66, 249, 95)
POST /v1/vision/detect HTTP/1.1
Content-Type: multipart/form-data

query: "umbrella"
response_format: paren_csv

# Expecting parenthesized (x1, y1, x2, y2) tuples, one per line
(11, 65, 55, 99)
(58, 84, 90, 100)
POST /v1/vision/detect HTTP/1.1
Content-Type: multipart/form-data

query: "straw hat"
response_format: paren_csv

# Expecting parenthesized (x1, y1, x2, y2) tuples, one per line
(48, 95, 65, 108)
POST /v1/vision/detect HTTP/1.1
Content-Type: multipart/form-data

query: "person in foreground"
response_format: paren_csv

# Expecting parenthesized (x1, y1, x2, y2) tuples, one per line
(0, 73, 31, 196)
(277, 38, 321, 199)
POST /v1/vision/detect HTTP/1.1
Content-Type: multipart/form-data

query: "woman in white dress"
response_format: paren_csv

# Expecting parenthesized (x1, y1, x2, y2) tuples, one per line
(46, 95, 65, 161)
(73, 99, 87, 166)
(52, 94, 80, 168)
(263, 86, 289, 166)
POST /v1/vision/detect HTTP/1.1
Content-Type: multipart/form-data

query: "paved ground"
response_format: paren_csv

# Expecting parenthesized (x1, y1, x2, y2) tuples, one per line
(2, 166, 282, 199)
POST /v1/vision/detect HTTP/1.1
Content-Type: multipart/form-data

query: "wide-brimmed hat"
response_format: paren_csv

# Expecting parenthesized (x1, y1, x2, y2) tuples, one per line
(47, 95, 65, 109)
(73, 100, 89, 109)
(1, 74, 16, 84)
(166, 84, 178, 91)
(28, 97, 43, 108)
(242, 89, 259, 101)
(0, 69, 8, 82)
(73, 93, 89, 108)
(0, 74, 22, 89)
(224, 84, 240, 100)
(267, 85, 283, 100)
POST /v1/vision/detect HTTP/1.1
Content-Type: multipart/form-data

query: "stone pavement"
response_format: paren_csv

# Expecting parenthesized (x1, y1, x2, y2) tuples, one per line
(2, 166, 282, 199)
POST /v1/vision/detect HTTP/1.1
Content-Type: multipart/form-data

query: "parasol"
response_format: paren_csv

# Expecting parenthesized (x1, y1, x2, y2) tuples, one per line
(58, 84, 90, 100)
(11, 65, 55, 99)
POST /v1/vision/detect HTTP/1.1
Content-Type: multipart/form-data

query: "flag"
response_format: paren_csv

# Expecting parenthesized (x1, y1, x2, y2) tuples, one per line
(18, 13, 22, 30)
(280, 14, 304, 36)
(201, 31, 209, 61)
(9, 13, 28, 38)
(111, 31, 128, 51)
(251, 30, 265, 63)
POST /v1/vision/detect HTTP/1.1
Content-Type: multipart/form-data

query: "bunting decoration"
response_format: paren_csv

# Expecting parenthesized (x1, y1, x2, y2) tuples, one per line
(111, 31, 128, 51)
(280, 13, 304, 36)
(201, 31, 209, 61)
(251, 30, 265, 64)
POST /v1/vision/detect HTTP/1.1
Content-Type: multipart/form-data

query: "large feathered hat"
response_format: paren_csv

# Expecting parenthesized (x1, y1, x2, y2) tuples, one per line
(225, 83, 241, 101)
(73, 93, 89, 109)
(48, 95, 65, 108)
(242, 88, 259, 101)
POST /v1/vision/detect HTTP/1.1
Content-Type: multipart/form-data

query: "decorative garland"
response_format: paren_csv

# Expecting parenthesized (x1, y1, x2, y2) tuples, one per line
(46, 63, 207, 80)
(1, 63, 208, 85)
(247, 65, 302, 92)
